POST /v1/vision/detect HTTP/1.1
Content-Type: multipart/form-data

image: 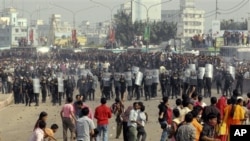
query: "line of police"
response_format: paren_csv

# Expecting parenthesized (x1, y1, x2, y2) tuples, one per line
(0, 51, 247, 106)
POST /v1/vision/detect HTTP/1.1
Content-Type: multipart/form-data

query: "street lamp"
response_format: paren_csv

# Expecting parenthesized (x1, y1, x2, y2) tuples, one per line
(90, 0, 123, 49)
(15, 7, 51, 25)
(50, 3, 97, 48)
(132, 0, 172, 53)
(15, 7, 52, 46)
(51, 3, 97, 29)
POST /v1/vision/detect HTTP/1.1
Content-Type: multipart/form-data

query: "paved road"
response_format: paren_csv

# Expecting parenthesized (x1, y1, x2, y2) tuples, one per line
(0, 86, 236, 141)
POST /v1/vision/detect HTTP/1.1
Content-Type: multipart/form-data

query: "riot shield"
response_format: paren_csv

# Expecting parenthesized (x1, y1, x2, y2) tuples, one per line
(33, 78, 40, 93)
(205, 64, 213, 78)
(58, 77, 64, 92)
(81, 69, 88, 77)
(189, 71, 197, 85)
(132, 66, 140, 74)
(103, 73, 111, 87)
(114, 72, 120, 81)
(125, 72, 132, 86)
(189, 64, 196, 72)
(135, 72, 143, 86)
(125, 72, 132, 80)
(227, 66, 235, 80)
(183, 69, 191, 83)
(151, 69, 159, 83)
(198, 67, 205, 79)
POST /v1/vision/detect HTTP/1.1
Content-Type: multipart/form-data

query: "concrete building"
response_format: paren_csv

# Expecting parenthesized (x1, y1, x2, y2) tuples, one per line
(161, 0, 205, 39)
(132, 0, 161, 23)
(120, 1, 132, 15)
(0, 7, 28, 47)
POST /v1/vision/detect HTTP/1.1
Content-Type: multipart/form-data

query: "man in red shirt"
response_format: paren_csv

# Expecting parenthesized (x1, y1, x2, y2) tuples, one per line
(94, 97, 112, 141)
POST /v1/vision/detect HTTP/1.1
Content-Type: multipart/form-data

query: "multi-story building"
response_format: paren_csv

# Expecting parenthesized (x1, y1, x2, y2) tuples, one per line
(0, 7, 28, 47)
(162, 0, 205, 40)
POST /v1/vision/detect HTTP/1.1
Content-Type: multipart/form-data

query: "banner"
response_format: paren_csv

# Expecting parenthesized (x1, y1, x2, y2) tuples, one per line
(144, 25, 150, 41)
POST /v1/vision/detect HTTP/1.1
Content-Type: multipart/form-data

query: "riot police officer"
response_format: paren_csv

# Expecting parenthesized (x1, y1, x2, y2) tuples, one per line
(13, 77, 21, 104)
(119, 74, 126, 100)
(160, 71, 167, 97)
(51, 77, 59, 105)
(235, 69, 244, 95)
(65, 76, 74, 98)
(214, 70, 223, 94)
(87, 75, 95, 101)
(171, 72, 180, 99)
(101, 73, 111, 100)
(223, 71, 234, 96)
(26, 79, 33, 106)
(77, 75, 88, 102)
(143, 71, 152, 101)
(21, 77, 28, 104)
(40, 76, 47, 103)
(113, 73, 121, 99)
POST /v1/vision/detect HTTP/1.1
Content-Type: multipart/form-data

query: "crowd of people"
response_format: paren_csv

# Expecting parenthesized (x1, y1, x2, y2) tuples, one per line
(1, 48, 250, 141)
(28, 88, 250, 141)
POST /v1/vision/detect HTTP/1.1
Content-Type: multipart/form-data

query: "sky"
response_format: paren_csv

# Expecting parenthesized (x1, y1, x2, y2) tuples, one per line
(1, 0, 250, 31)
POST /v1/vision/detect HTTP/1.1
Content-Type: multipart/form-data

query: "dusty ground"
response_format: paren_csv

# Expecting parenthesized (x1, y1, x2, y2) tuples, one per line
(0, 86, 228, 141)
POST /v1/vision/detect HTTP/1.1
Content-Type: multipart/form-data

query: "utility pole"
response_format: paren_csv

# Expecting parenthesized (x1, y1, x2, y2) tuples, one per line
(215, 0, 218, 20)
(214, 0, 219, 56)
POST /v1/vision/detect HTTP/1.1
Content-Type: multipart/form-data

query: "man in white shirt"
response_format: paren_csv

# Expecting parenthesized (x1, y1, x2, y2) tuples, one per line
(127, 102, 140, 141)
(76, 107, 95, 141)
(30, 120, 46, 141)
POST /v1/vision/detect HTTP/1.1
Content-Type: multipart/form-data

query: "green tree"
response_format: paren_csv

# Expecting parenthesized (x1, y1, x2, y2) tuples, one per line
(220, 19, 247, 30)
(114, 11, 177, 46)
(114, 11, 134, 46)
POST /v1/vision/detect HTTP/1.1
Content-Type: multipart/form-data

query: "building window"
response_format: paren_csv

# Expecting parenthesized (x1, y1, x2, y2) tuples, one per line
(15, 37, 19, 41)
(15, 29, 19, 33)
(21, 29, 27, 32)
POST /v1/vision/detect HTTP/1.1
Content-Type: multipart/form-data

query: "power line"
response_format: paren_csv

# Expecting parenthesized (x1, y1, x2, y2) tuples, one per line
(204, 13, 216, 18)
(219, 0, 248, 11)
(215, 0, 218, 19)
(219, 0, 249, 15)
(205, 10, 216, 15)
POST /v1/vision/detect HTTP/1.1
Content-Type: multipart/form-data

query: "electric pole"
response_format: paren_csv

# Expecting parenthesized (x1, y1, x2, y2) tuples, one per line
(215, 0, 218, 20)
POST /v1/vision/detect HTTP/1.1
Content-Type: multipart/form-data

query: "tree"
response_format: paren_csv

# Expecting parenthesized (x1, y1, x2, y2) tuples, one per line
(114, 11, 177, 46)
(114, 11, 134, 46)
(220, 19, 247, 30)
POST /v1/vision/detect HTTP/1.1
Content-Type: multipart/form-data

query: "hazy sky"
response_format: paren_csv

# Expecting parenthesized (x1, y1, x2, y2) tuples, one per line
(2, 0, 250, 30)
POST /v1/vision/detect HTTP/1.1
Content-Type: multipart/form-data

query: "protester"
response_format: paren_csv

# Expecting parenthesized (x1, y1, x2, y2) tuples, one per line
(60, 97, 76, 141)
(29, 120, 46, 141)
(34, 111, 48, 131)
(44, 124, 59, 141)
(121, 105, 133, 141)
(76, 107, 95, 141)
(200, 113, 220, 141)
(127, 102, 140, 141)
(94, 97, 112, 141)
(137, 102, 147, 141)
(175, 112, 196, 141)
